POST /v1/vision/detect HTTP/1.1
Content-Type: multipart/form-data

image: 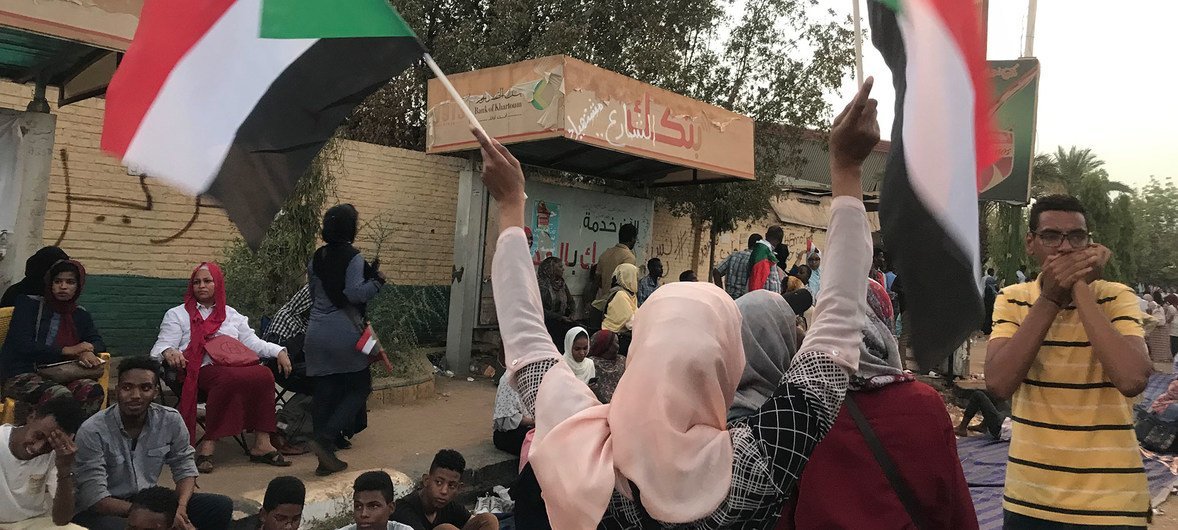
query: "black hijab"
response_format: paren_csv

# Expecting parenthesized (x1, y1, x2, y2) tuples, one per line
(1, 246, 69, 307)
(312, 204, 365, 310)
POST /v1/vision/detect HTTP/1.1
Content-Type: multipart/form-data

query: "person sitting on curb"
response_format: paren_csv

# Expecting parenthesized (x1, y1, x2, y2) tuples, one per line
(392, 450, 499, 530)
(337, 470, 413, 530)
(0, 397, 86, 529)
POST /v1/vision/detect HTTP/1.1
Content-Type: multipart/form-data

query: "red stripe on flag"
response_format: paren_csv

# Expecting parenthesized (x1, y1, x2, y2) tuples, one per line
(926, 0, 997, 190)
(101, 0, 235, 157)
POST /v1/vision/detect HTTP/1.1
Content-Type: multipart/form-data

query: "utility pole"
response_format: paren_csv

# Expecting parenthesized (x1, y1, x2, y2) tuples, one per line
(1023, 0, 1038, 57)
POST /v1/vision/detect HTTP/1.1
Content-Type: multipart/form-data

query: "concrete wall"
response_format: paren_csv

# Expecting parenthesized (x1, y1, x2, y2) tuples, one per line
(2, 80, 835, 355)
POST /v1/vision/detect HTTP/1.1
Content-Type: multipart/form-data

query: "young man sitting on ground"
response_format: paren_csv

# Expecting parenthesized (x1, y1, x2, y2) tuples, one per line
(0, 397, 86, 529)
(127, 487, 184, 530)
(72, 356, 233, 529)
(392, 450, 498, 530)
(260, 476, 306, 530)
(338, 470, 413, 530)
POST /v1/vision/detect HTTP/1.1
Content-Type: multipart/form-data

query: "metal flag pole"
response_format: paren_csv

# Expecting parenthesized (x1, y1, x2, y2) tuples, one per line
(853, 0, 864, 86)
(422, 53, 487, 137)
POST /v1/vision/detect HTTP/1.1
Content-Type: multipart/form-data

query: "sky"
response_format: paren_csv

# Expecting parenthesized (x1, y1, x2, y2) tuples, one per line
(824, 0, 1177, 190)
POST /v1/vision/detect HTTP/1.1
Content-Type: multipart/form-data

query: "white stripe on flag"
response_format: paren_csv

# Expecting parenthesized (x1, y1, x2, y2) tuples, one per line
(899, 0, 981, 285)
(359, 336, 378, 355)
(123, 0, 316, 195)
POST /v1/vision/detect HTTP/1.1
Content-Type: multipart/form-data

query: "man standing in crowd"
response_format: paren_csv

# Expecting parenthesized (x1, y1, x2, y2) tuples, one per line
(637, 258, 663, 306)
(0, 398, 85, 529)
(594, 224, 638, 301)
(712, 234, 761, 299)
(987, 194, 1152, 529)
(72, 357, 233, 529)
(1016, 264, 1028, 283)
(392, 450, 499, 530)
(748, 226, 784, 293)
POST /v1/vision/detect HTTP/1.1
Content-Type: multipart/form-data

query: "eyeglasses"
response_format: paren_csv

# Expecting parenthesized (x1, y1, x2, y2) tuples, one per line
(1033, 230, 1090, 248)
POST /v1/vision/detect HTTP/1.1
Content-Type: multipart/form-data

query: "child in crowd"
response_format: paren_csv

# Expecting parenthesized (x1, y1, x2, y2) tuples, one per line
(338, 471, 412, 530)
(392, 450, 499, 530)
(260, 476, 306, 530)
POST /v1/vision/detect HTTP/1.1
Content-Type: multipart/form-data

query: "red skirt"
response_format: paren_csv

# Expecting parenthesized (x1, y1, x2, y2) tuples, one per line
(196, 364, 277, 439)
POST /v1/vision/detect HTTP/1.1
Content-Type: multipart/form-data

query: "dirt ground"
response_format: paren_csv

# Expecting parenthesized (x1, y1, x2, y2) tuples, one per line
(160, 375, 500, 510)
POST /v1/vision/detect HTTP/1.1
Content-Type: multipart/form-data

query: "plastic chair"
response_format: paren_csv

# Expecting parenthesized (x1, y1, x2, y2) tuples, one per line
(0, 306, 111, 424)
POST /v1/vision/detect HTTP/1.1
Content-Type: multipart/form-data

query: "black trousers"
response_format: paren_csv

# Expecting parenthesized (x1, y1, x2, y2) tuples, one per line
(962, 390, 1007, 439)
(73, 492, 233, 530)
(1004, 510, 1144, 530)
(493, 425, 531, 456)
(312, 368, 371, 446)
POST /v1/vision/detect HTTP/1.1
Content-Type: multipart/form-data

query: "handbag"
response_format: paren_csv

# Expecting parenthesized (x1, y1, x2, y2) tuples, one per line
(203, 335, 260, 367)
(1136, 408, 1178, 453)
(846, 395, 930, 530)
(36, 359, 105, 384)
(32, 299, 105, 383)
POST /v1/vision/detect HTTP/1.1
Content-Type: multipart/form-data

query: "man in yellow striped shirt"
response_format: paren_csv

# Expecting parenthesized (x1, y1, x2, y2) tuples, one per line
(987, 194, 1152, 529)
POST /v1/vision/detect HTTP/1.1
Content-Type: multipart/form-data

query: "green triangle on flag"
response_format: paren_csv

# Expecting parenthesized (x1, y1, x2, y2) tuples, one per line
(260, 0, 419, 39)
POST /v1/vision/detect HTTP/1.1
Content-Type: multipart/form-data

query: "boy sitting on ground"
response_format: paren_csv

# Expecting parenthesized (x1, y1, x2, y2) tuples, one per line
(338, 470, 413, 530)
(260, 476, 306, 530)
(392, 450, 499, 530)
(127, 487, 184, 530)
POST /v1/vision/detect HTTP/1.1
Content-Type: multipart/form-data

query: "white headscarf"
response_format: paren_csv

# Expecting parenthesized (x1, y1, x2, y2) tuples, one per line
(563, 326, 595, 383)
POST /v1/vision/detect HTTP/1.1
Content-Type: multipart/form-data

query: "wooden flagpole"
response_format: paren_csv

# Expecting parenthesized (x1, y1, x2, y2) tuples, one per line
(853, 0, 864, 86)
(423, 53, 487, 138)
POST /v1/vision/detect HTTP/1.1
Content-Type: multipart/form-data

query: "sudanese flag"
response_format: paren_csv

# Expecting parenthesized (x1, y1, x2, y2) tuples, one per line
(869, 0, 996, 370)
(747, 240, 778, 292)
(101, 0, 425, 247)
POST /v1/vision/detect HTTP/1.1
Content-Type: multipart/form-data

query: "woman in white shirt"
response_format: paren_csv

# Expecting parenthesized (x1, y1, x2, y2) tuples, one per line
(150, 262, 293, 473)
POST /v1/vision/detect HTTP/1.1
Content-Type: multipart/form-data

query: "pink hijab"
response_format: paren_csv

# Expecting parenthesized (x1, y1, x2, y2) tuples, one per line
(528, 282, 744, 528)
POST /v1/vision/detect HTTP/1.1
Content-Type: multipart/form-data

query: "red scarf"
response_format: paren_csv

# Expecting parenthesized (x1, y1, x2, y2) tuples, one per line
(179, 262, 227, 443)
(45, 260, 85, 348)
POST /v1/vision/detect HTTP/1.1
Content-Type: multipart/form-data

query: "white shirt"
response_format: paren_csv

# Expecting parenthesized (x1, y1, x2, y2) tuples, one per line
(336, 522, 414, 530)
(0, 424, 57, 523)
(1016, 270, 1026, 283)
(149, 304, 284, 366)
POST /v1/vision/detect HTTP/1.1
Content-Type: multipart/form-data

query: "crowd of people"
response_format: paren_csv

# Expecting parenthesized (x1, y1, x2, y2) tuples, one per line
(0, 79, 1164, 530)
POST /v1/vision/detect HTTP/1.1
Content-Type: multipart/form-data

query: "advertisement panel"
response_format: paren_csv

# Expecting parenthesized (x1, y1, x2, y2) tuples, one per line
(979, 58, 1040, 203)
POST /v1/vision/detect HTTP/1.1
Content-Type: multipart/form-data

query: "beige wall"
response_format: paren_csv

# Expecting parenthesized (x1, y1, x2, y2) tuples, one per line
(2, 80, 836, 290)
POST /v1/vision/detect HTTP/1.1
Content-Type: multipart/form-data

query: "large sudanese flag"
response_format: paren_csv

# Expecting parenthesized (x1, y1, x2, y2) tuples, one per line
(101, 0, 425, 247)
(868, 0, 997, 370)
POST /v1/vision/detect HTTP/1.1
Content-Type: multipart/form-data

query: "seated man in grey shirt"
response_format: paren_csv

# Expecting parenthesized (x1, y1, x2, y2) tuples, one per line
(72, 357, 233, 530)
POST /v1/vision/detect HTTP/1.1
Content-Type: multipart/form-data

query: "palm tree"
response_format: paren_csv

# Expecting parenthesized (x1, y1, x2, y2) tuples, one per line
(1031, 146, 1132, 198)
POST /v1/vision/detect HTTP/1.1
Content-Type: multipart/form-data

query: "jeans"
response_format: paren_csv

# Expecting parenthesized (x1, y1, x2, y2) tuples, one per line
(1003, 510, 1145, 530)
(73, 492, 233, 530)
(311, 368, 371, 446)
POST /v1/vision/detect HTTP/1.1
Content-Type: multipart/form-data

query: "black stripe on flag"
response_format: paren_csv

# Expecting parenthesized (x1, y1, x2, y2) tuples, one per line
(209, 36, 424, 247)
(868, 2, 982, 370)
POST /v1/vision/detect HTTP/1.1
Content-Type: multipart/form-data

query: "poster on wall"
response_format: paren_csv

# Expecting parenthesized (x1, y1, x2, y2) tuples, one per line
(525, 182, 653, 297)
(531, 200, 560, 260)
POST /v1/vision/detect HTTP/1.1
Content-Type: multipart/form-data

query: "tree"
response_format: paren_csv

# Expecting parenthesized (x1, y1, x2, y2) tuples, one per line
(998, 144, 1135, 283)
(222, 142, 338, 320)
(1133, 177, 1178, 287)
(345, 1, 857, 273)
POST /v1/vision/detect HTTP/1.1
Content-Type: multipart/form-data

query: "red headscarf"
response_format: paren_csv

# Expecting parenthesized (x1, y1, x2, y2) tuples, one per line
(587, 329, 616, 359)
(44, 260, 85, 348)
(179, 262, 227, 442)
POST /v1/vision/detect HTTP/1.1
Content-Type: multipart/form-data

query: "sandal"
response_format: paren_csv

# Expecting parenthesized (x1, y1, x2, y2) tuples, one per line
(250, 450, 292, 467)
(196, 454, 214, 474)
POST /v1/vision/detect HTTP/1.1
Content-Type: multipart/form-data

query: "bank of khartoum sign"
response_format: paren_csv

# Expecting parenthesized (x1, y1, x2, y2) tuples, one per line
(426, 55, 755, 185)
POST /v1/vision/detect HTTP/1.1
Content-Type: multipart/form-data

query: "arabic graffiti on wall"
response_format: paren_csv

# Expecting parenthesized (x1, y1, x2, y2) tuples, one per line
(523, 181, 653, 296)
(52, 148, 222, 247)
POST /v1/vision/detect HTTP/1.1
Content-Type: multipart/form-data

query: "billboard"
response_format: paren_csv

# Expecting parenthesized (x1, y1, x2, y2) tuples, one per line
(979, 58, 1040, 204)
(426, 55, 754, 183)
